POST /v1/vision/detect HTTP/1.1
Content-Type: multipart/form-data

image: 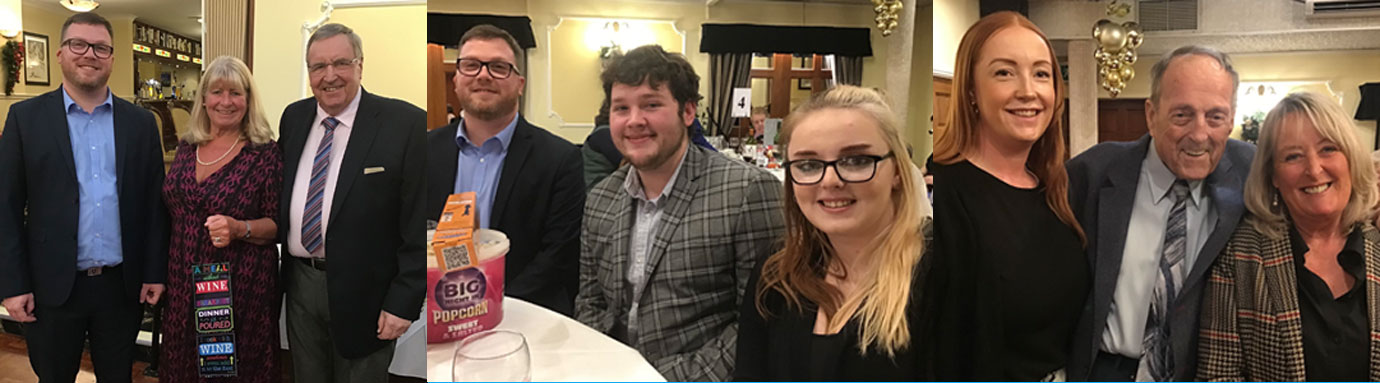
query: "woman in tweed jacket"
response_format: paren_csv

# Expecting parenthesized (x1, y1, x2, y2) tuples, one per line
(1198, 92, 1380, 381)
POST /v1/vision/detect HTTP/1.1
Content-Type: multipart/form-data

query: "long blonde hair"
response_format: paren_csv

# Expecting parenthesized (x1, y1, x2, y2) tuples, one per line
(756, 85, 925, 357)
(1244, 92, 1378, 238)
(182, 55, 275, 145)
(932, 11, 1085, 245)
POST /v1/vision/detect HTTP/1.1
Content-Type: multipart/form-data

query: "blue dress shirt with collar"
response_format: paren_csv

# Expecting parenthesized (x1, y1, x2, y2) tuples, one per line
(455, 113, 519, 229)
(63, 87, 122, 270)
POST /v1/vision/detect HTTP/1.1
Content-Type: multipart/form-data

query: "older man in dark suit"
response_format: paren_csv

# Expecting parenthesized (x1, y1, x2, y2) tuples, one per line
(1066, 45, 1256, 381)
(0, 12, 167, 382)
(576, 45, 785, 382)
(426, 24, 584, 315)
(277, 23, 425, 382)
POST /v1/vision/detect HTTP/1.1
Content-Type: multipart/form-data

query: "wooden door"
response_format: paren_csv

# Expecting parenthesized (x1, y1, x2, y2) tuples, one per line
(932, 76, 953, 140)
(1097, 98, 1149, 143)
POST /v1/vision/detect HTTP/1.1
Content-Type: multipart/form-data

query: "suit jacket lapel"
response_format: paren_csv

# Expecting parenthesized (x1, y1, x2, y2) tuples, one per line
(492, 118, 532, 224)
(329, 91, 379, 226)
(1262, 233, 1306, 380)
(1182, 151, 1245, 296)
(112, 100, 134, 185)
(637, 145, 703, 295)
(1093, 136, 1149, 316)
(605, 170, 635, 312)
(280, 100, 316, 208)
(47, 91, 79, 182)
(1363, 228, 1380, 381)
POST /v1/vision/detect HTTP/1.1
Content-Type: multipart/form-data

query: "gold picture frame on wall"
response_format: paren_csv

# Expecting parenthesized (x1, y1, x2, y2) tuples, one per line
(23, 32, 49, 86)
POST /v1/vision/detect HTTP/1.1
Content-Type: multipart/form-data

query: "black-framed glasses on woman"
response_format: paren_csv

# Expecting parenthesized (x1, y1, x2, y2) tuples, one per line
(785, 153, 895, 185)
(62, 39, 114, 59)
(457, 59, 519, 79)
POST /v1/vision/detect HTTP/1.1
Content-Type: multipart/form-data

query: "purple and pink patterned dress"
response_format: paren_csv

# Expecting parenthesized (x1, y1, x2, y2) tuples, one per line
(160, 140, 282, 382)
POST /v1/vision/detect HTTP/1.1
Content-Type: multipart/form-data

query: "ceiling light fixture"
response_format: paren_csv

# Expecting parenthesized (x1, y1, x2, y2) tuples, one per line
(59, 0, 100, 13)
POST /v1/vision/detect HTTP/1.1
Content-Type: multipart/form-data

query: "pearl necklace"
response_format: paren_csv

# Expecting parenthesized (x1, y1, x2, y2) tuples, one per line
(196, 136, 242, 166)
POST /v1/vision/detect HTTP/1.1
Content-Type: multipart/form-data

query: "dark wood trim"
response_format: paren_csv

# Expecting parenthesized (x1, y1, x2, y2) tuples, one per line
(245, 0, 255, 70)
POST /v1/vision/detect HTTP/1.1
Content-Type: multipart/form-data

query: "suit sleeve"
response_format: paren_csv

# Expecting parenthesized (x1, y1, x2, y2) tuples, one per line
(733, 262, 769, 381)
(653, 172, 785, 381)
(925, 169, 1000, 380)
(141, 110, 169, 284)
(1196, 244, 1245, 381)
(0, 107, 32, 298)
(380, 104, 426, 321)
(574, 197, 611, 329)
(505, 144, 585, 315)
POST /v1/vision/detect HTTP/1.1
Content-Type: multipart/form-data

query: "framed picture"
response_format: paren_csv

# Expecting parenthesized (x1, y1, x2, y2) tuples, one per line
(23, 32, 49, 86)
(798, 78, 812, 90)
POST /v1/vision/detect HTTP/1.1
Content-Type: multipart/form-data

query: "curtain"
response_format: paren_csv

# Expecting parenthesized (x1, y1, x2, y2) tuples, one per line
(707, 53, 753, 137)
(830, 55, 864, 87)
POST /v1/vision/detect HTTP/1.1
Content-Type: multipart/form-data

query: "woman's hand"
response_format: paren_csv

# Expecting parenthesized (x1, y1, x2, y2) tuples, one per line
(205, 215, 240, 248)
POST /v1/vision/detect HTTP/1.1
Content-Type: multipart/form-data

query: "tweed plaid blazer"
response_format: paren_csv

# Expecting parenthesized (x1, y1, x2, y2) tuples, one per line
(1198, 221, 1380, 381)
(576, 144, 786, 381)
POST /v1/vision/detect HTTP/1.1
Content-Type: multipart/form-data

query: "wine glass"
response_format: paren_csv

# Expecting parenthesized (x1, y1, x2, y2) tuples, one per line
(452, 330, 531, 382)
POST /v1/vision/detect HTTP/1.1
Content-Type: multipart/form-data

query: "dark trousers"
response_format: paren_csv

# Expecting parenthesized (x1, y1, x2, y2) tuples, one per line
(25, 266, 142, 383)
(285, 260, 395, 383)
(1089, 351, 1141, 382)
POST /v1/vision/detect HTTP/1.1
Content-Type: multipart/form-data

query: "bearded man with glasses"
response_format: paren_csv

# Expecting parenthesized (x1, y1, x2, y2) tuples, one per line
(426, 24, 585, 315)
(0, 12, 167, 382)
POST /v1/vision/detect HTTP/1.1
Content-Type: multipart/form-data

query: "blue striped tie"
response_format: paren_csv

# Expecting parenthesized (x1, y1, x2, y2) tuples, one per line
(1140, 179, 1190, 381)
(302, 117, 339, 255)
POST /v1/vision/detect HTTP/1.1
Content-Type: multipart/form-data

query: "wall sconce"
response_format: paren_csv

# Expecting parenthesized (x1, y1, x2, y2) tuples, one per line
(0, 29, 17, 39)
(585, 20, 653, 60)
(600, 21, 627, 59)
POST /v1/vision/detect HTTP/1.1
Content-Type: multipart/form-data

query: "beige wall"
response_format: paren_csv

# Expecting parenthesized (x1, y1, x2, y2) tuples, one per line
(933, 0, 978, 75)
(432, 0, 894, 144)
(0, 4, 134, 132)
(1093, 49, 1380, 149)
(251, 0, 425, 134)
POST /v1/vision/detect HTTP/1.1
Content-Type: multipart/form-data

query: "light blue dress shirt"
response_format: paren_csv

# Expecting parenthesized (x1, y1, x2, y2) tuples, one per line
(455, 114, 518, 229)
(63, 88, 122, 270)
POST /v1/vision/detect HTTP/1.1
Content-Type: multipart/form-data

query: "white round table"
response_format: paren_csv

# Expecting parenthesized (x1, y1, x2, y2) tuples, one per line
(426, 297, 665, 382)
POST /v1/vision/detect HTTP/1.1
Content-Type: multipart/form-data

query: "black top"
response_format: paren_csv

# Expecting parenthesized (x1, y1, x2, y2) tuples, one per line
(925, 160, 1090, 380)
(1289, 226, 1369, 382)
(735, 255, 930, 381)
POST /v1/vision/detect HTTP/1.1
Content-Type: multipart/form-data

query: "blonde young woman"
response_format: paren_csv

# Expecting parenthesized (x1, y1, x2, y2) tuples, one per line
(160, 55, 283, 381)
(735, 85, 928, 380)
(925, 11, 1088, 381)
(1198, 92, 1380, 381)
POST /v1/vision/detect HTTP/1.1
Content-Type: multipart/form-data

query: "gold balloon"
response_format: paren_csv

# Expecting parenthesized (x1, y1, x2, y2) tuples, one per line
(1120, 66, 1134, 81)
(1105, 70, 1122, 85)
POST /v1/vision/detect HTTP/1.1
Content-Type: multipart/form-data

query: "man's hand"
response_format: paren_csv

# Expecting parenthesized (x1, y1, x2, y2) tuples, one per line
(376, 310, 411, 340)
(2, 293, 35, 322)
(140, 283, 165, 305)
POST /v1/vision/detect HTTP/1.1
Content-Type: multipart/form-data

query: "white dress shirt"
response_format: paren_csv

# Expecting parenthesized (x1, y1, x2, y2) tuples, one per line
(288, 87, 363, 259)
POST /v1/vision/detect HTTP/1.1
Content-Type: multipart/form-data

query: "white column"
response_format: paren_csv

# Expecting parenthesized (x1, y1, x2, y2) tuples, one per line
(1067, 38, 1099, 156)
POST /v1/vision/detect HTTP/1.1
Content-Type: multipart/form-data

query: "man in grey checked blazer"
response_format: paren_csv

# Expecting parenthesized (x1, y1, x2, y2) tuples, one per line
(575, 45, 785, 381)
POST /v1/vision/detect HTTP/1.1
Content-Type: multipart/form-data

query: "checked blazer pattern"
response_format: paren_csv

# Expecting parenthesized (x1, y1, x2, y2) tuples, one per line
(576, 144, 785, 382)
(1198, 221, 1380, 381)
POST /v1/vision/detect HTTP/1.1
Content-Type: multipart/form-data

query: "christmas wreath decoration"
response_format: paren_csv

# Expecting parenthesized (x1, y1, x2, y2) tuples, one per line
(1, 40, 22, 96)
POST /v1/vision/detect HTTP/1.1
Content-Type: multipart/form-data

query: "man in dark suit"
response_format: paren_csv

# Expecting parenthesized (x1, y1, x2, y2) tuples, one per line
(427, 25, 583, 315)
(1066, 45, 1256, 381)
(0, 13, 167, 382)
(277, 23, 425, 382)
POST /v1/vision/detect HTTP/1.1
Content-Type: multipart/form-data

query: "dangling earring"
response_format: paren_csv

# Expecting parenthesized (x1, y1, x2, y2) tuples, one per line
(1272, 191, 1279, 208)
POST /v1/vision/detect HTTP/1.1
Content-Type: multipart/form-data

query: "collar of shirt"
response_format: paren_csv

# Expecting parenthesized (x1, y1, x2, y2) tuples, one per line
(456, 112, 519, 152)
(1289, 224, 1368, 281)
(61, 85, 113, 114)
(623, 145, 690, 205)
(314, 86, 364, 129)
(1144, 138, 1207, 208)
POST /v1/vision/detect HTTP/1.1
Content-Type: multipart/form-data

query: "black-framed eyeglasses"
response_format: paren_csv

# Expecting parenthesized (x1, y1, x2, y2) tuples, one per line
(62, 39, 114, 59)
(457, 58, 519, 79)
(307, 58, 361, 75)
(785, 153, 894, 185)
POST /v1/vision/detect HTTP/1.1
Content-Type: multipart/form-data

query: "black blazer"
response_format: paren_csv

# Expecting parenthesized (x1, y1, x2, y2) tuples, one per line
(0, 87, 168, 306)
(426, 117, 584, 315)
(1064, 135, 1255, 381)
(277, 89, 426, 359)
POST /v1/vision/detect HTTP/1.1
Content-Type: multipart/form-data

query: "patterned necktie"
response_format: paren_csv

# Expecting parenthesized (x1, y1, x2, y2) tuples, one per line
(1139, 179, 1190, 381)
(301, 117, 339, 255)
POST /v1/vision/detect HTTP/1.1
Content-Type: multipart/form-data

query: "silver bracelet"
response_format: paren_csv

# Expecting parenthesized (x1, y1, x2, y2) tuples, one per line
(242, 220, 252, 240)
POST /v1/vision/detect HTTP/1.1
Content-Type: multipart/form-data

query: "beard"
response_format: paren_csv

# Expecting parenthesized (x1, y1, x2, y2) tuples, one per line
(459, 90, 518, 121)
